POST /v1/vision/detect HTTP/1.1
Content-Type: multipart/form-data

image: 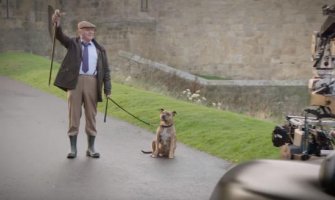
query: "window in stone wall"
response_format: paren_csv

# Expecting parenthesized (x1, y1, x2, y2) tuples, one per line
(141, 0, 148, 12)
(1, 0, 13, 19)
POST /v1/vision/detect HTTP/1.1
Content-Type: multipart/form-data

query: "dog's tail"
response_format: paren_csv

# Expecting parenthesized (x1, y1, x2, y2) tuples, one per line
(141, 150, 152, 154)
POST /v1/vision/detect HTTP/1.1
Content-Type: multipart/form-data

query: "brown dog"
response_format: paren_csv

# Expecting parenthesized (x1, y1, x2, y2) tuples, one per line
(142, 108, 177, 158)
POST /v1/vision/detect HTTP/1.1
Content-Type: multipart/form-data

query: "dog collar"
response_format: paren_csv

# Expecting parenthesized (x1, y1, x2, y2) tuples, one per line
(161, 124, 173, 128)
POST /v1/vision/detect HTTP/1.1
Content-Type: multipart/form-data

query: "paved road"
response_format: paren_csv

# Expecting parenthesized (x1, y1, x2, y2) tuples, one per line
(0, 76, 232, 200)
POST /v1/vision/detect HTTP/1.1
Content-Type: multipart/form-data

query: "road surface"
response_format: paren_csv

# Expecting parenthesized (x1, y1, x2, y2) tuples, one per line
(0, 76, 232, 200)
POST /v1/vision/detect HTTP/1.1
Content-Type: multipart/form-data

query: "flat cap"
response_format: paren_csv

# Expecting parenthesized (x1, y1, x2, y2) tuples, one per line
(77, 21, 96, 29)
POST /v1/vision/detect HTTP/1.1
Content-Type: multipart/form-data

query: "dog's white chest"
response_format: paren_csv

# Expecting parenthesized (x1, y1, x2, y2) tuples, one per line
(160, 128, 171, 145)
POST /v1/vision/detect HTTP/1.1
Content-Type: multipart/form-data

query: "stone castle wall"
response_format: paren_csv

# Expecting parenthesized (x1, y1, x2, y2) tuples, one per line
(0, 0, 334, 80)
(148, 0, 334, 80)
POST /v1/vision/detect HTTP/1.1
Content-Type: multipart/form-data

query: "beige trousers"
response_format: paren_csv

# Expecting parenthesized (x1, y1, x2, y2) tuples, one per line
(67, 75, 98, 136)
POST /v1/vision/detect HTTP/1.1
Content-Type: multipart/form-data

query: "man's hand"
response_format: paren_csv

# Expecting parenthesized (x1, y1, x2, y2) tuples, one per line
(106, 94, 111, 99)
(52, 9, 61, 27)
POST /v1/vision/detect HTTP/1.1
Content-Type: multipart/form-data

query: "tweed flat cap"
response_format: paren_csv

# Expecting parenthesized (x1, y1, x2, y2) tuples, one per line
(77, 21, 96, 29)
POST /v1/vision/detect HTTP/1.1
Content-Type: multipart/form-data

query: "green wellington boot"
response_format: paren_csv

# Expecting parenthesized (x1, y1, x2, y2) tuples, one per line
(67, 135, 77, 159)
(86, 135, 100, 158)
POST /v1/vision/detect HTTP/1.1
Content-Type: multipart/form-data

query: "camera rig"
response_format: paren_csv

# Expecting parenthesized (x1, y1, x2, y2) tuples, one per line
(273, 4, 335, 160)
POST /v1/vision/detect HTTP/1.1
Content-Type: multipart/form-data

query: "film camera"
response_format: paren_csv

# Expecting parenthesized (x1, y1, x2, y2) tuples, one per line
(272, 109, 335, 160)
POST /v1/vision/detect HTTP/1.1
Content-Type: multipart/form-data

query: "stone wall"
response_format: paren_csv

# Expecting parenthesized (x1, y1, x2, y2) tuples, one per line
(0, 0, 52, 55)
(148, 0, 334, 80)
(0, 0, 334, 80)
(116, 50, 309, 120)
(0, 0, 156, 64)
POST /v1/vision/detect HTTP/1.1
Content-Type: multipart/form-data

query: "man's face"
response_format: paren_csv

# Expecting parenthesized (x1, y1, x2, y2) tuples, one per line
(79, 27, 95, 42)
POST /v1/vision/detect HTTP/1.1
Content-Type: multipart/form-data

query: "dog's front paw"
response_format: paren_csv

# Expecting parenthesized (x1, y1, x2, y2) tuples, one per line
(151, 154, 157, 158)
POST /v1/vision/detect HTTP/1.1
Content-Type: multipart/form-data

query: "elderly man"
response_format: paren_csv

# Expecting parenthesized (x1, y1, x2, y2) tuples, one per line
(52, 10, 111, 159)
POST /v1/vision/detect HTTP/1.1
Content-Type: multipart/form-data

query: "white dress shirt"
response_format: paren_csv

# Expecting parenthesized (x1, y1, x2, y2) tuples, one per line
(79, 40, 98, 75)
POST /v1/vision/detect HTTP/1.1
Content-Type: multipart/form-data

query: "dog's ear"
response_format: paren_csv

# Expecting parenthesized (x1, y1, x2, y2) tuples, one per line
(160, 108, 164, 112)
(172, 111, 177, 116)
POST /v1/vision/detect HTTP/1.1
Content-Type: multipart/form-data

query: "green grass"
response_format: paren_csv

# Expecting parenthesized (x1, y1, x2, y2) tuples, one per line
(0, 52, 279, 163)
(195, 74, 231, 80)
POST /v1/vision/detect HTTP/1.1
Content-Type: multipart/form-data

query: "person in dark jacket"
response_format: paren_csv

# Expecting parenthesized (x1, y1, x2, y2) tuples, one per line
(52, 10, 111, 159)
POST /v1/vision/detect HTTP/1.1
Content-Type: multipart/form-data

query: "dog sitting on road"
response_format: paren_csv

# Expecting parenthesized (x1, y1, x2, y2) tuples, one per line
(142, 108, 177, 159)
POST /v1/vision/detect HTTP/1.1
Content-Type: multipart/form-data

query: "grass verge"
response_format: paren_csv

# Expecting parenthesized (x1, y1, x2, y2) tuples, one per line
(0, 52, 279, 163)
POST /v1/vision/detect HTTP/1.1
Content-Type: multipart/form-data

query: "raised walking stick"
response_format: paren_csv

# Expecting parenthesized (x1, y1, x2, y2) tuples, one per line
(47, 6, 64, 86)
(47, 5, 56, 86)
(49, 22, 56, 86)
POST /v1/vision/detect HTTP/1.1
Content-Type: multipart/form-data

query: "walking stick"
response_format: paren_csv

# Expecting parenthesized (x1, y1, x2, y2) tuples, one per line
(47, 6, 64, 86)
(49, 21, 56, 86)
(104, 97, 109, 123)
